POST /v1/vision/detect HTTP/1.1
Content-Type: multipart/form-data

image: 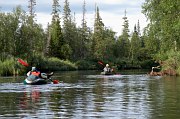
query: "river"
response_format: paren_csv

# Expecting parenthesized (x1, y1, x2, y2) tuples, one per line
(0, 70, 180, 119)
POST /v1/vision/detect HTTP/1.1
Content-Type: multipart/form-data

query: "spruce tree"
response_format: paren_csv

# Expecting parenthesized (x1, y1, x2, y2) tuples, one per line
(130, 24, 141, 63)
(27, 0, 36, 60)
(49, 0, 64, 59)
(78, 0, 90, 60)
(62, 0, 78, 60)
(92, 6, 105, 60)
(117, 10, 130, 59)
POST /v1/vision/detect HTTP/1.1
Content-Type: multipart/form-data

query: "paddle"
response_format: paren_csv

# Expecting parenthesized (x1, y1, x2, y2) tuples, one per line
(98, 61, 118, 75)
(18, 58, 29, 67)
(98, 61, 104, 66)
(18, 58, 59, 84)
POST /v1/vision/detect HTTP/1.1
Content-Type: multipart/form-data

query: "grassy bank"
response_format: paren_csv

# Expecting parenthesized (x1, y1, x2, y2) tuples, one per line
(0, 57, 78, 76)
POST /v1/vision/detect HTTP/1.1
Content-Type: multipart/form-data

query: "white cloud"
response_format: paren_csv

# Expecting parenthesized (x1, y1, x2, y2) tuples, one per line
(0, 0, 26, 5)
(0, 0, 148, 36)
(97, 0, 126, 5)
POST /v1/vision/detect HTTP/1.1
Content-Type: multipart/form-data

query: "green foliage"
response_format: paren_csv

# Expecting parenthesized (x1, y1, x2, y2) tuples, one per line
(47, 57, 77, 71)
(116, 10, 130, 59)
(0, 6, 46, 61)
(130, 30, 141, 61)
(0, 55, 78, 76)
(4, 1, 180, 73)
(0, 58, 24, 76)
(140, 60, 156, 69)
(141, 0, 180, 74)
(49, 1, 64, 59)
(155, 50, 180, 74)
(76, 60, 97, 70)
(49, 19, 64, 58)
(92, 7, 117, 62)
(142, 0, 179, 52)
(60, 44, 72, 59)
(22, 53, 78, 72)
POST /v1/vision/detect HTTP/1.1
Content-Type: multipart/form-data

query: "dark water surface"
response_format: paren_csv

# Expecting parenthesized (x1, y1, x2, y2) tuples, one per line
(0, 70, 180, 119)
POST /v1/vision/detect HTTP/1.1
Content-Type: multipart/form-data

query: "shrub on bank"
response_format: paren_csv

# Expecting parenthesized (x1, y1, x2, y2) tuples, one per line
(0, 56, 78, 76)
(76, 60, 97, 70)
(0, 58, 24, 76)
(46, 57, 77, 71)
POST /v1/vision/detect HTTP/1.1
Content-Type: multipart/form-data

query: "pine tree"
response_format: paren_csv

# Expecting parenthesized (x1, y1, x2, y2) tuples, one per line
(130, 24, 141, 63)
(49, 0, 64, 59)
(78, 0, 90, 59)
(92, 6, 105, 60)
(28, 0, 36, 18)
(62, 0, 78, 59)
(82, 0, 87, 30)
(117, 10, 130, 59)
(27, 0, 36, 60)
(137, 20, 141, 37)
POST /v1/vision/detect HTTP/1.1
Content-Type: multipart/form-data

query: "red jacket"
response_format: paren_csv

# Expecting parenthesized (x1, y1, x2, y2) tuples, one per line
(31, 71, 40, 77)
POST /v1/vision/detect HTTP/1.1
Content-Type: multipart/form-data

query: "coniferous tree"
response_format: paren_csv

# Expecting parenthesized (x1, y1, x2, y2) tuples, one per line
(116, 10, 130, 59)
(49, 0, 64, 59)
(78, 0, 91, 60)
(137, 20, 141, 37)
(92, 6, 116, 62)
(27, 0, 36, 60)
(92, 6, 105, 60)
(62, 0, 74, 59)
(130, 25, 141, 63)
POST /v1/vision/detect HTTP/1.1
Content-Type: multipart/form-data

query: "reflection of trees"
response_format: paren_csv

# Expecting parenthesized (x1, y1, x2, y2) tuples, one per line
(19, 87, 41, 110)
(0, 92, 21, 116)
(92, 78, 116, 113)
(147, 76, 180, 119)
(121, 78, 130, 109)
(0, 88, 43, 117)
(48, 87, 89, 117)
(92, 79, 106, 112)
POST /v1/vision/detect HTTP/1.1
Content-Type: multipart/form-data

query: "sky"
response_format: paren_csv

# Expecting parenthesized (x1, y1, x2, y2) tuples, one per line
(0, 0, 148, 36)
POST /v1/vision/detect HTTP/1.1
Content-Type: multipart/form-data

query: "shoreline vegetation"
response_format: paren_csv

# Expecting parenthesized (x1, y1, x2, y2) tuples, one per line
(0, 0, 179, 76)
(0, 51, 180, 76)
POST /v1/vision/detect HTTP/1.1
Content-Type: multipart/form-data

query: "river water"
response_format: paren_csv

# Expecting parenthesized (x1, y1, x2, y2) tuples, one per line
(0, 70, 180, 119)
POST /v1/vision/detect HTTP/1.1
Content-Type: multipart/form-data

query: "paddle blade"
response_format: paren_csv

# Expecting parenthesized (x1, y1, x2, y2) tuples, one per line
(98, 61, 104, 66)
(53, 80, 59, 84)
(18, 58, 29, 67)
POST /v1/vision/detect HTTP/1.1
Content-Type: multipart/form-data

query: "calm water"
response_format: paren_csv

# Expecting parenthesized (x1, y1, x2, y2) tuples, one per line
(0, 70, 180, 119)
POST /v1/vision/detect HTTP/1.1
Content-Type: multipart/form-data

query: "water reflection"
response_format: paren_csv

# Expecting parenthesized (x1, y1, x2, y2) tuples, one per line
(19, 86, 41, 110)
(0, 71, 180, 118)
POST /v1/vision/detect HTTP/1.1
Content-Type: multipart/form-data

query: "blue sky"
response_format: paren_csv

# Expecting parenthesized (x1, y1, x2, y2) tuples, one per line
(0, 0, 148, 36)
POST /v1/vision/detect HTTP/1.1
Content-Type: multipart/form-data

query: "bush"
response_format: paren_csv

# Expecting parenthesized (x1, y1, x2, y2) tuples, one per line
(76, 60, 97, 70)
(25, 54, 78, 72)
(0, 58, 25, 76)
(46, 57, 77, 71)
(0, 55, 78, 76)
(140, 60, 157, 69)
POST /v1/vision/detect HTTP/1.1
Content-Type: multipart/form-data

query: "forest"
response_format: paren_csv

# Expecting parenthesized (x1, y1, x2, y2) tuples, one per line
(0, 0, 179, 76)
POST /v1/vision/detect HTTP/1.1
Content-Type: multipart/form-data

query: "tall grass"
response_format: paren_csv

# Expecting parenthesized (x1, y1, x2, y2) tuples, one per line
(45, 57, 78, 71)
(0, 58, 24, 76)
(0, 56, 78, 76)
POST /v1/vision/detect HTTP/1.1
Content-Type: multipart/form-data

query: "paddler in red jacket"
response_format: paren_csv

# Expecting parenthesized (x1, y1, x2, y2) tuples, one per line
(27, 67, 41, 77)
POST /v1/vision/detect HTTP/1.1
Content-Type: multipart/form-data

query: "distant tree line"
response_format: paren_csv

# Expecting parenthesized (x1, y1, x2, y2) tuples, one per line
(0, 0, 179, 74)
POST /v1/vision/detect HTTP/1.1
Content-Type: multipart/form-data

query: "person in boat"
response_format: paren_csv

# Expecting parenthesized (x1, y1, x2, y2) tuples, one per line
(27, 67, 53, 79)
(24, 67, 55, 85)
(27, 67, 40, 77)
(102, 64, 114, 75)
